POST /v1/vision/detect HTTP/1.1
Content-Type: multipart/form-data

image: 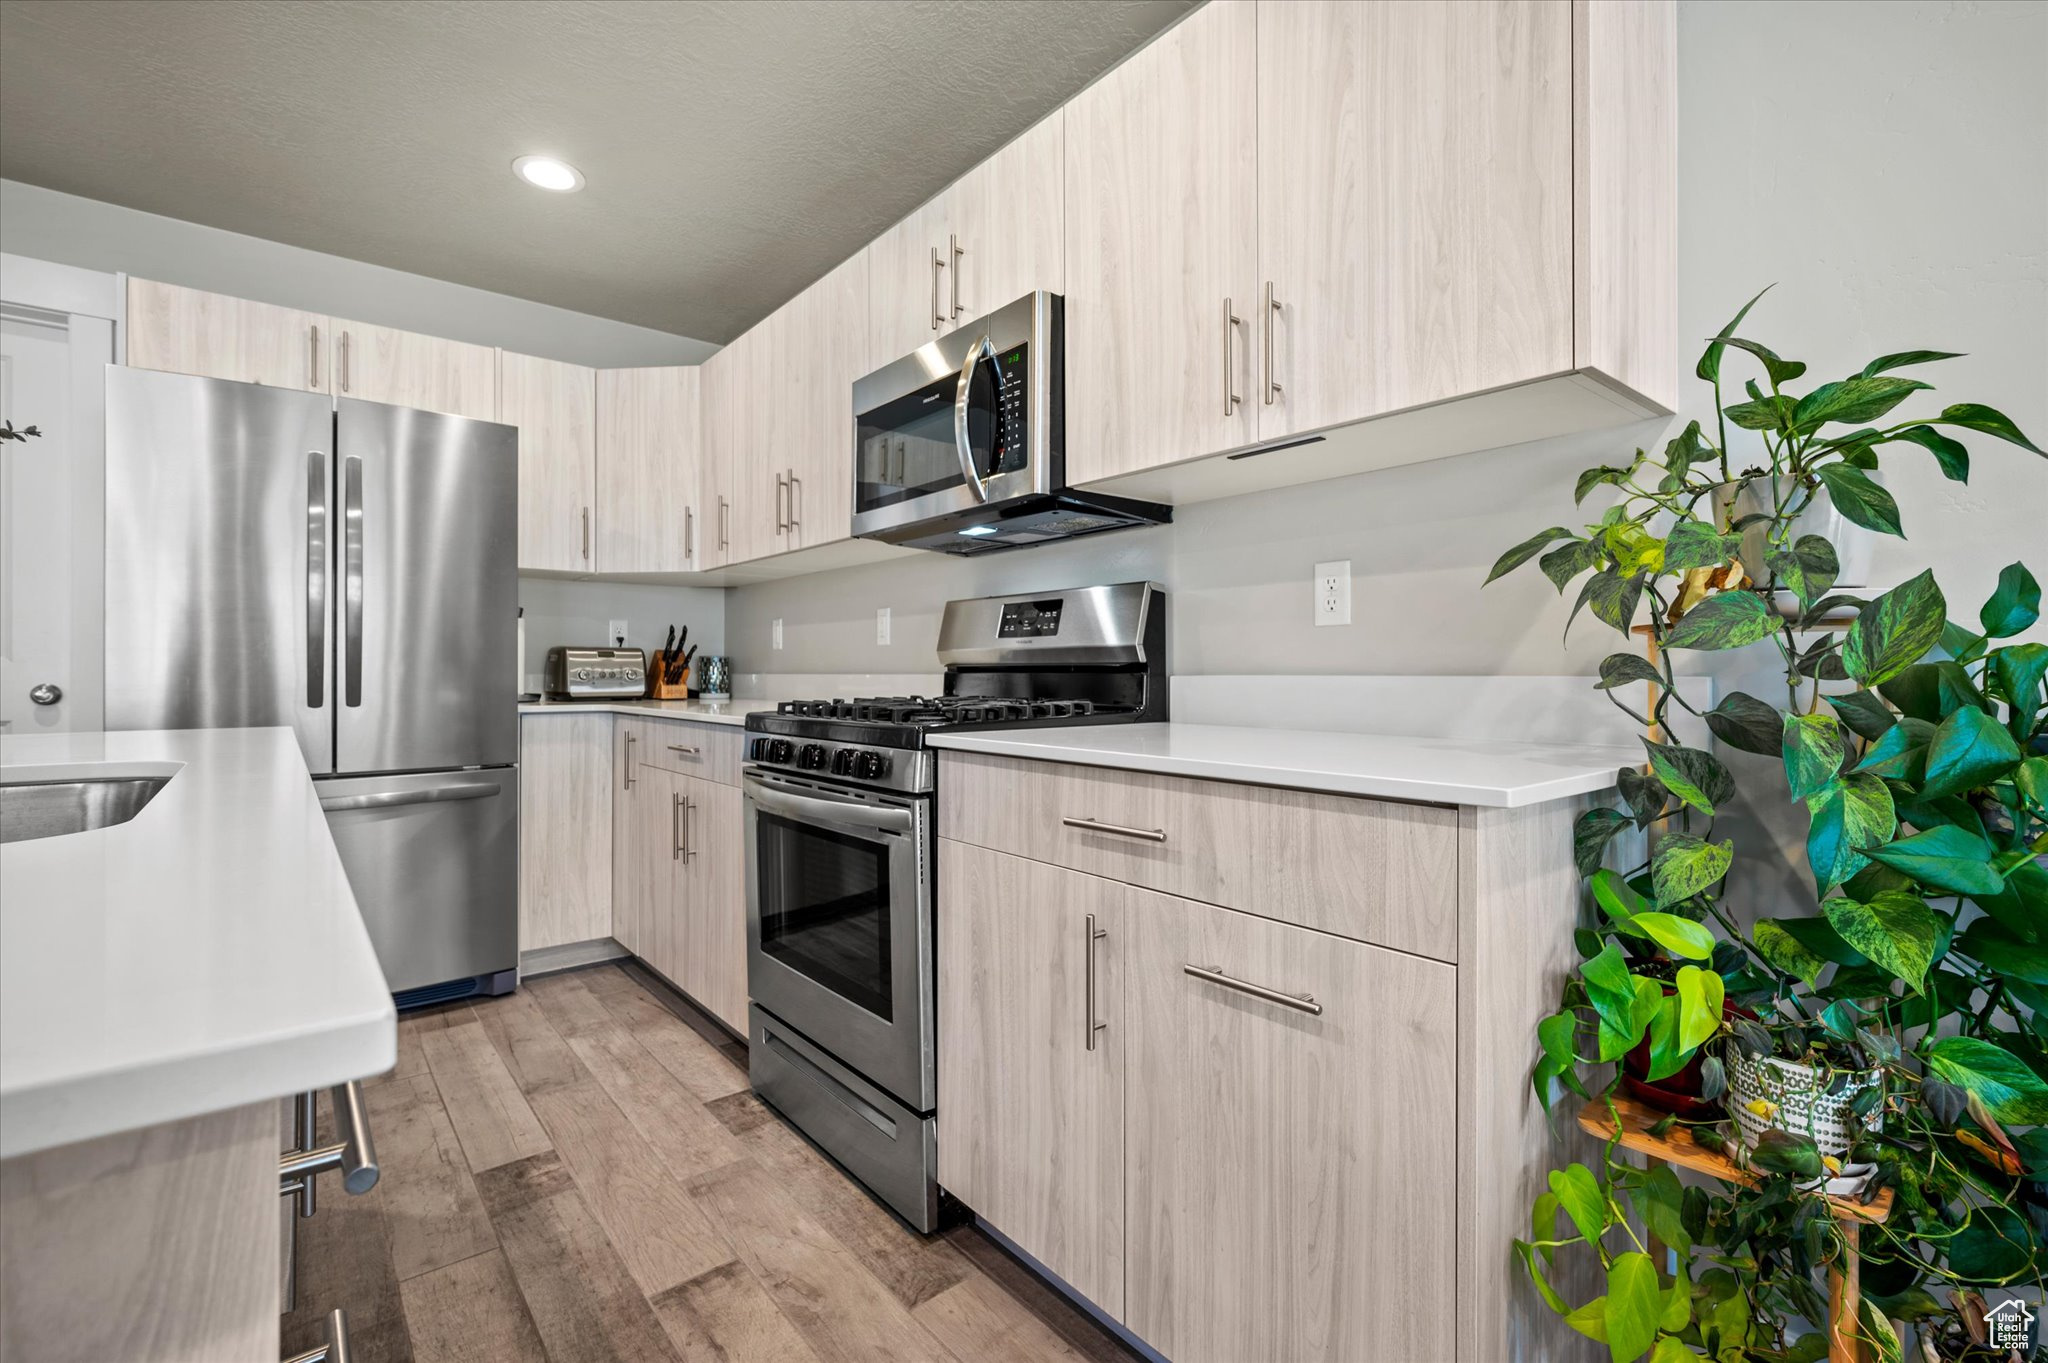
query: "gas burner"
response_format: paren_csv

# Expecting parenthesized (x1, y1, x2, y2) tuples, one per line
(775, 695, 1108, 727)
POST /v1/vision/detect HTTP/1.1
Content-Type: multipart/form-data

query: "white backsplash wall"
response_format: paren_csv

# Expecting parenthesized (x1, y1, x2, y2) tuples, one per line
(519, 578, 724, 692)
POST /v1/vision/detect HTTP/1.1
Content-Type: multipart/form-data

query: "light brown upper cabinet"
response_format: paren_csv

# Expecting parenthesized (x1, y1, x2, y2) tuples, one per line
(779, 252, 868, 552)
(695, 344, 738, 570)
(596, 366, 699, 573)
(1063, 0, 1260, 486)
(126, 278, 330, 392)
(867, 111, 1066, 361)
(498, 350, 597, 574)
(329, 319, 498, 421)
(1065, 0, 1677, 504)
(708, 318, 779, 567)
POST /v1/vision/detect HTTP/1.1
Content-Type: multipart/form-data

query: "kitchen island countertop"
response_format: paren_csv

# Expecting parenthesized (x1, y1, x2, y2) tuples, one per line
(0, 727, 395, 1158)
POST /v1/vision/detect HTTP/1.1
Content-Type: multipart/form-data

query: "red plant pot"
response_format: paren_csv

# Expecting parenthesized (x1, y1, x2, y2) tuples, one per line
(1621, 984, 1741, 1118)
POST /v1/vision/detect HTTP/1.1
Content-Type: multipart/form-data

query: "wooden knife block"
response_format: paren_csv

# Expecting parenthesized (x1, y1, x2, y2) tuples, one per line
(649, 669, 691, 700)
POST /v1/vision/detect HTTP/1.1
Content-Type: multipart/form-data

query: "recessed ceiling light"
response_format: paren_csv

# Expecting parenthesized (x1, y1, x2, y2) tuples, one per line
(512, 155, 583, 192)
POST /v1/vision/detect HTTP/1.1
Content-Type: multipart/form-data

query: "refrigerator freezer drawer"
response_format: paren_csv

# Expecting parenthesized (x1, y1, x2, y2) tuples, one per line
(319, 767, 518, 994)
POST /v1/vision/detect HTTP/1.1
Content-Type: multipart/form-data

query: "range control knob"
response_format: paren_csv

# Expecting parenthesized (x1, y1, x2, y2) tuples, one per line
(799, 744, 828, 770)
(767, 739, 795, 764)
(830, 748, 858, 777)
(747, 738, 771, 761)
(853, 750, 891, 781)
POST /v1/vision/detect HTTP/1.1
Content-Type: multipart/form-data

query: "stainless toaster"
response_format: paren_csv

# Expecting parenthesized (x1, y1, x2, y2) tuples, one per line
(543, 646, 646, 700)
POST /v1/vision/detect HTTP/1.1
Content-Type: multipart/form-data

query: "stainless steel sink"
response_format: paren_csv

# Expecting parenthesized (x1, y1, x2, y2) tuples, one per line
(0, 777, 171, 844)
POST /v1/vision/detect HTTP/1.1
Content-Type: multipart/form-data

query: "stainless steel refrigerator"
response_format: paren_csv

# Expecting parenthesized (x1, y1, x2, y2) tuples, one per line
(105, 365, 519, 1003)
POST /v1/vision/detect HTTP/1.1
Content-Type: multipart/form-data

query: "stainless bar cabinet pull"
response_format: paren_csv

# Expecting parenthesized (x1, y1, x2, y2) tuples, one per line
(681, 795, 696, 862)
(306, 451, 327, 709)
(290, 1090, 319, 1218)
(341, 455, 363, 707)
(319, 781, 501, 813)
(929, 245, 945, 330)
(339, 329, 351, 393)
(949, 233, 964, 320)
(1061, 815, 1168, 843)
(1263, 281, 1282, 405)
(308, 323, 320, 389)
(1183, 963, 1322, 1016)
(279, 1081, 381, 1199)
(719, 495, 730, 550)
(1085, 914, 1108, 1051)
(775, 471, 788, 534)
(623, 732, 637, 789)
(283, 1307, 352, 1363)
(671, 790, 683, 860)
(1222, 297, 1244, 415)
(667, 743, 700, 756)
(788, 469, 801, 530)
(581, 506, 591, 560)
(684, 506, 694, 563)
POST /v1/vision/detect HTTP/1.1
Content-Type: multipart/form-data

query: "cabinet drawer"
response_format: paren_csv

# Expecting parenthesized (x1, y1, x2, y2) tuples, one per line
(937, 750, 1458, 962)
(618, 718, 742, 786)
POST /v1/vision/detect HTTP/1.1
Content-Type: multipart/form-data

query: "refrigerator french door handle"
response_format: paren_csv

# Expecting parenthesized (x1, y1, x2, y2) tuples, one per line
(306, 450, 328, 708)
(319, 781, 502, 812)
(342, 454, 364, 708)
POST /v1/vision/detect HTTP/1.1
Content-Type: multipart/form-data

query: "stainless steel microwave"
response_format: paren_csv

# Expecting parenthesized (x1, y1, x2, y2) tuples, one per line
(849, 292, 1169, 554)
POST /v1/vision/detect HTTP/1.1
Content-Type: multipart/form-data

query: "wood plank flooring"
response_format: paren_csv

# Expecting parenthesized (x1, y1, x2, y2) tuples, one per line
(283, 963, 1139, 1363)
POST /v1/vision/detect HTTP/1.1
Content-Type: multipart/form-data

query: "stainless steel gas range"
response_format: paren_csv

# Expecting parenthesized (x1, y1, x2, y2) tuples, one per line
(742, 581, 1167, 1231)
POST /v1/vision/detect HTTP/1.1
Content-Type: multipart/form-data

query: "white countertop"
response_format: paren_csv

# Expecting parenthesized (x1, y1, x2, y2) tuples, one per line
(0, 727, 396, 1158)
(925, 722, 1634, 807)
(518, 697, 777, 726)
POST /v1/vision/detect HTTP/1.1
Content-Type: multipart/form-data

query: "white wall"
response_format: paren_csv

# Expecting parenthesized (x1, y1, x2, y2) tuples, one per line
(518, 578, 724, 694)
(0, 180, 718, 369)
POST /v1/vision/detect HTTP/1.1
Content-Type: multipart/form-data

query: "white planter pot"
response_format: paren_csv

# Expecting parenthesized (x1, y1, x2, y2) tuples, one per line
(1712, 477, 1878, 615)
(1726, 1046, 1883, 1158)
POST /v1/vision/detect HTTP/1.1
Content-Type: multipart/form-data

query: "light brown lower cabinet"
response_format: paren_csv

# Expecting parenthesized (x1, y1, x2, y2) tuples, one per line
(610, 754, 747, 1034)
(936, 841, 1126, 1315)
(1125, 883, 1456, 1363)
(937, 838, 1454, 1360)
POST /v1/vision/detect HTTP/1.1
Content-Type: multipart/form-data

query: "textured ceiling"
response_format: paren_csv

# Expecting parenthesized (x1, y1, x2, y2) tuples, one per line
(0, 0, 1194, 342)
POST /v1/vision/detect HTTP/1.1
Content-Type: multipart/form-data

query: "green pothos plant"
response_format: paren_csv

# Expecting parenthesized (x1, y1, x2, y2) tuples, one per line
(1487, 288, 2047, 1363)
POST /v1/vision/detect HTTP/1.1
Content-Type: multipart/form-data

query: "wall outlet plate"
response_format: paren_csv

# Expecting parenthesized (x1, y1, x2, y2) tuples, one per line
(1314, 560, 1351, 627)
(608, 619, 628, 647)
(876, 606, 891, 646)
(772, 618, 784, 650)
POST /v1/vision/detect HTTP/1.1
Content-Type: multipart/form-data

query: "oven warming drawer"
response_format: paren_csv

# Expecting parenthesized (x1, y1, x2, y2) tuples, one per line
(750, 1005, 939, 1233)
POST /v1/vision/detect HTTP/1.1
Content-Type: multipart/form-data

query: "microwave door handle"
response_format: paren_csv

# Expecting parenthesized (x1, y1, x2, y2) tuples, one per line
(952, 334, 994, 504)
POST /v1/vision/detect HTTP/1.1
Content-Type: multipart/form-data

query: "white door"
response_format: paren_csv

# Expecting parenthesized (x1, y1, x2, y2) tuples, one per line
(0, 302, 112, 734)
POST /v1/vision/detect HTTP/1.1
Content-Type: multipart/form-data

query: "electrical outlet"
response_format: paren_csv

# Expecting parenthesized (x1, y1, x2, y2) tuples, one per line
(608, 619, 628, 647)
(1314, 560, 1351, 627)
(876, 607, 892, 646)
(772, 618, 784, 650)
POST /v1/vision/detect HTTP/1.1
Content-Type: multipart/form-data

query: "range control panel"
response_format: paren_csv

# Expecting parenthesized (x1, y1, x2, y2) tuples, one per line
(997, 597, 1063, 638)
(745, 736, 931, 795)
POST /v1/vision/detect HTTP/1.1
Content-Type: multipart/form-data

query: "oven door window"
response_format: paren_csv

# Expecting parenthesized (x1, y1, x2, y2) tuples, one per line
(755, 810, 893, 1020)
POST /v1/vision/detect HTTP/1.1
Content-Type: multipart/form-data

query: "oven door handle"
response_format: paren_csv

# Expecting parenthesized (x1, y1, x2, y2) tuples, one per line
(746, 777, 914, 835)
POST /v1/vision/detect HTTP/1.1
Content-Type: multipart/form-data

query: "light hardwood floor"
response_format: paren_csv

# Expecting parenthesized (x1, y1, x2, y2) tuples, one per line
(283, 962, 1140, 1363)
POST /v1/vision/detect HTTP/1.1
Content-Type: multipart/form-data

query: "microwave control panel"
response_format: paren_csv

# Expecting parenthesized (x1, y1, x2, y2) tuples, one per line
(992, 344, 1028, 473)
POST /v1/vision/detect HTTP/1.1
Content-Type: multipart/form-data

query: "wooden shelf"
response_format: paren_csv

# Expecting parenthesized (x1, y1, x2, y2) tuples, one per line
(1577, 1092, 1893, 1224)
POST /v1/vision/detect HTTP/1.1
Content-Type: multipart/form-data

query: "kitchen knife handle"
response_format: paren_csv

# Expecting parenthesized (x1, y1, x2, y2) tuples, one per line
(307, 450, 328, 708)
(342, 455, 364, 708)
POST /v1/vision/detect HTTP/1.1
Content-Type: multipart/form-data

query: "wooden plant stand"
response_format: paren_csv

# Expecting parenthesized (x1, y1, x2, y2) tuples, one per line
(1578, 1093, 1893, 1363)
